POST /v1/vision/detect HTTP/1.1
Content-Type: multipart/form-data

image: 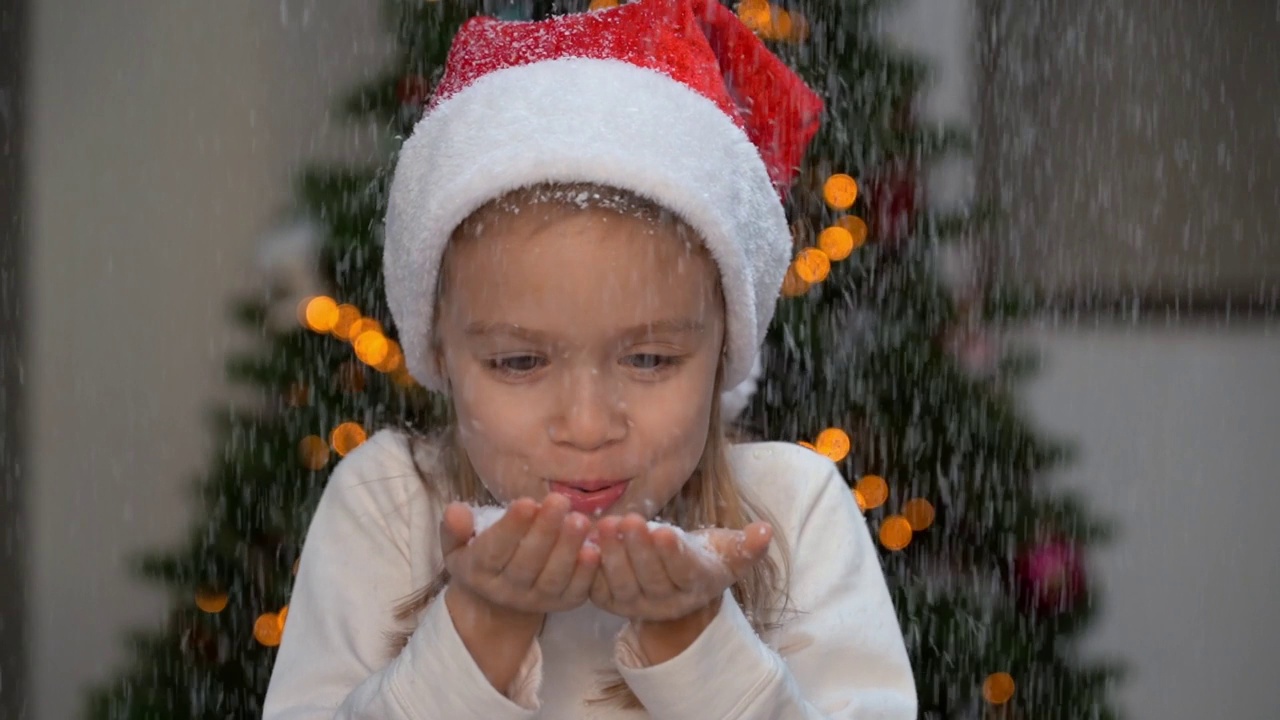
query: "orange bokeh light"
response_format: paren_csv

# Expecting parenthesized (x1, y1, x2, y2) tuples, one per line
(298, 435, 330, 471)
(330, 422, 368, 457)
(855, 474, 889, 508)
(818, 226, 855, 261)
(304, 296, 339, 333)
(983, 672, 1016, 705)
(793, 248, 831, 284)
(903, 498, 936, 530)
(737, 0, 772, 31)
(354, 330, 390, 367)
(879, 515, 912, 551)
(835, 215, 869, 249)
(814, 427, 851, 462)
(332, 304, 362, 340)
(374, 340, 404, 373)
(346, 318, 382, 342)
(823, 174, 858, 210)
(254, 612, 283, 647)
(195, 588, 228, 614)
(781, 264, 812, 297)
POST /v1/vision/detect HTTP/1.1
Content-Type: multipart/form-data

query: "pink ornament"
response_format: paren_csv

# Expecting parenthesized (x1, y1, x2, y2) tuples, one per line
(941, 326, 998, 378)
(1015, 540, 1086, 615)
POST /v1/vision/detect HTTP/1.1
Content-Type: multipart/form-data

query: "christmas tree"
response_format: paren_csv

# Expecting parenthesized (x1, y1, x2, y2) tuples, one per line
(87, 0, 1122, 717)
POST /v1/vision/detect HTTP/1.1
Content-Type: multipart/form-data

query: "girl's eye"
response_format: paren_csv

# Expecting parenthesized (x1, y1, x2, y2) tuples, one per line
(489, 355, 545, 376)
(624, 354, 679, 371)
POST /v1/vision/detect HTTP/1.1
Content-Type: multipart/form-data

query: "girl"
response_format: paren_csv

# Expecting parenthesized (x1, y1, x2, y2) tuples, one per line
(263, 0, 917, 717)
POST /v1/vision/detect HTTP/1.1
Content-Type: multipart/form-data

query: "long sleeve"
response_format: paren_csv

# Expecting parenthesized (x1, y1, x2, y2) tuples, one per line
(614, 446, 917, 719)
(262, 433, 543, 719)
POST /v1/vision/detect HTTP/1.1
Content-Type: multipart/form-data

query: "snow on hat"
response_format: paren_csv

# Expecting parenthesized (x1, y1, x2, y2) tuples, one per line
(383, 0, 824, 394)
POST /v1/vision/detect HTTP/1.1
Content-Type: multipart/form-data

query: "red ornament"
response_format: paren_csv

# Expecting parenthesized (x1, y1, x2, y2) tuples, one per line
(1015, 540, 1086, 615)
(869, 99, 920, 246)
(397, 75, 432, 107)
(868, 158, 918, 246)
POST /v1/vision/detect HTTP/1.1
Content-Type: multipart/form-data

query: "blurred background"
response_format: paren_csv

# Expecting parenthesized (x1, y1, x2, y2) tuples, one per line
(1, 0, 1277, 718)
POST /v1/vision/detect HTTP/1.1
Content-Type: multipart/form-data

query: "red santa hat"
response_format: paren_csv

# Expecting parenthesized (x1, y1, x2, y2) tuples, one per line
(384, 0, 824, 394)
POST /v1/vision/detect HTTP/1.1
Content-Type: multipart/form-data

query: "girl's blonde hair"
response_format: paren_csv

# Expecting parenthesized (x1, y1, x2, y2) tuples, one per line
(387, 183, 791, 710)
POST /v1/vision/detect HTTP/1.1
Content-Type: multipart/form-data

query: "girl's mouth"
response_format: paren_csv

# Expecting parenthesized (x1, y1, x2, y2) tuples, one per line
(548, 480, 630, 517)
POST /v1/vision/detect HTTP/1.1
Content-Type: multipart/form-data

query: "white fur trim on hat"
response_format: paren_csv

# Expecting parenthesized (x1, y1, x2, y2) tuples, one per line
(384, 57, 790, 393)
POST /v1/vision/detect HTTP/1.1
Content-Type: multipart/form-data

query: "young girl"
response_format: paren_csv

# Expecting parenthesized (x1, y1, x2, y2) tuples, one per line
(263, 0, 916, 717)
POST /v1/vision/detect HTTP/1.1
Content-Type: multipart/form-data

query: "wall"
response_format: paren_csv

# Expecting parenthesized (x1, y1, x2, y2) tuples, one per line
(1019, 321, 1280, 719)
(26, 2, 388, 717)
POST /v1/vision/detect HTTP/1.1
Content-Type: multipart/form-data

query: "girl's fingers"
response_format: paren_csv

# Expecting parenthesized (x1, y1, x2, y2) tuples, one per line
(504, 495, 571, 587)
(439, 502, 476, 556)
(654, 528, 700, 591)
(530, 509, 591, 593)
(474, 497, 538, 573)
(717, 523, 774, 579)
(597, 516, 641, 601)
(626, 522, 677, 598)
(563, 541, 601, 602)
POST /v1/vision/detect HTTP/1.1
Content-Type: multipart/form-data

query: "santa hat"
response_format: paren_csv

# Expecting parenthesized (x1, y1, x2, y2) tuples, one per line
(384, 0, 824, 395)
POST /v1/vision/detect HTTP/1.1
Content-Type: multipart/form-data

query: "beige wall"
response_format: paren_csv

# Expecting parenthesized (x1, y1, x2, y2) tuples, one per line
(1019, 322, 1280, 719)
(26, 2, 388, 718)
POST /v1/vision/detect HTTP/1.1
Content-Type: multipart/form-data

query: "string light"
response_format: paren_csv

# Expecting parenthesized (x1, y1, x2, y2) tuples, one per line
(330, 422, 368, 456)
(373, 340, 405, 373)
(354, 330, 390, 367)
(277, 604, 290, 632)
(818, 226, 855, 261)
(737, 0, 772, 31)
(298, 435, 330, 470)
(983, 672, 1016, 705)
(835, 215, 869, 248)
(823, 174, 858, 210)
(780, 265, 811, 297)
(332, 304, 362, 340)
(903, 498, 935, 530)
(793, 247, 831, 284)
(853, 488, 867, 511)
(254, 612, 283, 647)
(855, 474, 888, 508)
(589, 0, 618, 8)
(296, 297, 312, 328)
(347, 318, 382, 340)
(814, 427, 851, 462)
(879, 515, 912, 551)
(195, 588, 228, 614)
(796, 440, 816, 451)
(303, 296, 340, 333)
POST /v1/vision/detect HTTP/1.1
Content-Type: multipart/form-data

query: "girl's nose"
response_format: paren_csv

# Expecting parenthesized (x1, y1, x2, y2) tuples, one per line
(546, 369, 627, 451)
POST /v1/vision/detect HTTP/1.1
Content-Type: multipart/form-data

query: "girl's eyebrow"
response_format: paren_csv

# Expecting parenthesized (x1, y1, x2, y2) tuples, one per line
(464, 319, 706, 342)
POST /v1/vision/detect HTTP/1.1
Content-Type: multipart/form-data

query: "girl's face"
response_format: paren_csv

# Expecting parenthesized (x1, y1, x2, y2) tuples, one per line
(435, 203, 725, 519)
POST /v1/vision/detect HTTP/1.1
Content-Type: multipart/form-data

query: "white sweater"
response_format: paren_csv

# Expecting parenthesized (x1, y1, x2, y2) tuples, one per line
(263, 429, 917, 719)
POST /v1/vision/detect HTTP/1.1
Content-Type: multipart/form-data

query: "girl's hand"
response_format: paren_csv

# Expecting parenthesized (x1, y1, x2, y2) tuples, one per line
(588, 513, 773, 623)
(440, 494, 600, 618)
